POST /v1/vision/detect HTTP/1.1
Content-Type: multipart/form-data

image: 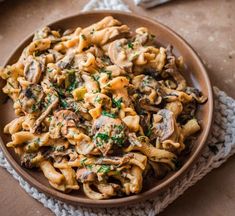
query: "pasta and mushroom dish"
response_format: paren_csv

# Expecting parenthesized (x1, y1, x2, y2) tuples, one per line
(0, 16, 207, 200)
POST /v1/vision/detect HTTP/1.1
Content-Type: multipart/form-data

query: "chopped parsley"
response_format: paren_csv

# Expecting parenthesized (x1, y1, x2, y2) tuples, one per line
(81, 158, 87, 166)
(146, 126, 152, 136)
(95, 133, 109, 141)
(93, 74, 100, 81)
(111, 136, 124, 147)
(127, 41, 134, 49)
(101, 111, 117, 118)
(112, 97, 122, 109)
(67, 72, 78, 92)
(31, 104, 38, 112)
(86, 164, 93, 170)
(60, 99, 68, 108)
(97, 165, 111, 174)
(47, 68, 53, 73)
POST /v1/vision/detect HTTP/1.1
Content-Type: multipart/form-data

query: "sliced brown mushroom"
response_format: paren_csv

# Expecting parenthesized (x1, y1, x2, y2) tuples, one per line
(56, 51, 75, 69)
(108, 38, 133, 72)
(139, 98, 160, 113)
(32, 92, 59, 133)
(92, 115, 126, 155)
(185, 87, 207, 104)
(165, 45, 186, 91)
(150, 109, 175, 141)
(132, 75, 162, 109)
(95, 182, 120, 197)
(48, 49, 64, 62)
(24, 56, 45, 84)
(21, 152, 44, 169)
(19, 84, 44, 114)
(126, 133, 176, 168)
(76, 168, 96, 183)
(49, 110, 80, 138)
(95, 154, 134, 166)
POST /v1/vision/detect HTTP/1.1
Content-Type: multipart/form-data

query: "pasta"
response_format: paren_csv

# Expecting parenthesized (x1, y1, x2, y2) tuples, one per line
(0, 16, 207, 199)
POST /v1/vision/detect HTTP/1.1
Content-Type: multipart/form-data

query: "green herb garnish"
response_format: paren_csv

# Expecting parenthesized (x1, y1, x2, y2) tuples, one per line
(95, 133, 109, 141)
(112, 97, 122, 109)
(60, 99, 68, 108)
(146, 126, 152, 136)
(97, 165, 111, 174)
(127, 41, 133, 49)
(111, 136, 124, 147)
(47, 68, 53, 73)
(86, 164, 93, 170)
(81, 158, 87, 166)
(101, 111, 117, 118)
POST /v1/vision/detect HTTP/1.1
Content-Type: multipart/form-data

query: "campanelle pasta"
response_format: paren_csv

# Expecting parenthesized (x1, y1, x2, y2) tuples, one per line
(0, 16, 207, 199)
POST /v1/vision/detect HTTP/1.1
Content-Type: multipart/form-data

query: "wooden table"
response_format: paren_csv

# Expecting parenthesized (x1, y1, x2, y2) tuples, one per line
(0, 0, 234, 215)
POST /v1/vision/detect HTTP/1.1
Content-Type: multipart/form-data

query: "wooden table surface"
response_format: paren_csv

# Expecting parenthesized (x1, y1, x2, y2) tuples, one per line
(0, 0, 234, 215)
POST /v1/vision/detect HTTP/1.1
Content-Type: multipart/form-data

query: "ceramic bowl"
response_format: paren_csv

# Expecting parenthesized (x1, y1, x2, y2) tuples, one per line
(0, 11, 213, 207)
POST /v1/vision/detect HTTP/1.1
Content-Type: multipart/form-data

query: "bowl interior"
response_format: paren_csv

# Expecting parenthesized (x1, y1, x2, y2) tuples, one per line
(0, 11, 213, 207)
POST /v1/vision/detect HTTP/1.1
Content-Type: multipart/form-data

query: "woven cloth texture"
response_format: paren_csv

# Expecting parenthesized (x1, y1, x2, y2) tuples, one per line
(1, 1, 235, 215)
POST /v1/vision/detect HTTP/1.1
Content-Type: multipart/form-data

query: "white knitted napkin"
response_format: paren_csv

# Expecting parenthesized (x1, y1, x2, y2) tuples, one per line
(1, 1, 235, 216)
(134, 0, 172, 8)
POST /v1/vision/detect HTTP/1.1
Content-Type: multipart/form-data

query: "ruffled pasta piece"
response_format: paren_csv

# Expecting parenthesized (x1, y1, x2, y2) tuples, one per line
(66, 132, 95, 155)
(40, 160, 64, 185)
(182, 118, 200, 138)
(126, 135, 176, 168)
(122, 115, 140, 132)
(4, 116, 25, 134)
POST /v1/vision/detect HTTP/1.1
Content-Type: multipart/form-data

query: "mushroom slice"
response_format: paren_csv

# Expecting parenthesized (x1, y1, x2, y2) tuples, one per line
(24, 56, 44, 84)
(139, 98, 160, 113)
(76, 168, 96, 183)
(108, 38, 133, 72)
(48, 49, 63, 62)
(56, 51, 75, 69)
(92, 115, 126, 155)
(151, 109, 175, 141)
(126, 133, 176, 168)
(96, 182, 120, 197)
(21, 152, 44, 168)
(32, 91, 59, 133)
(185, 87, 207, 104)
(51, 110, 80, 136)
(165, 45, 186, 91)
(95, 154, 134, 166)
(19, 84, 44, 114)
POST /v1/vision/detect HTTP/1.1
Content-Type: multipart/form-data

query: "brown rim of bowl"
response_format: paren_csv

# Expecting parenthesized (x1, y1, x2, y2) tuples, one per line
(0, 10, 213, 207)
